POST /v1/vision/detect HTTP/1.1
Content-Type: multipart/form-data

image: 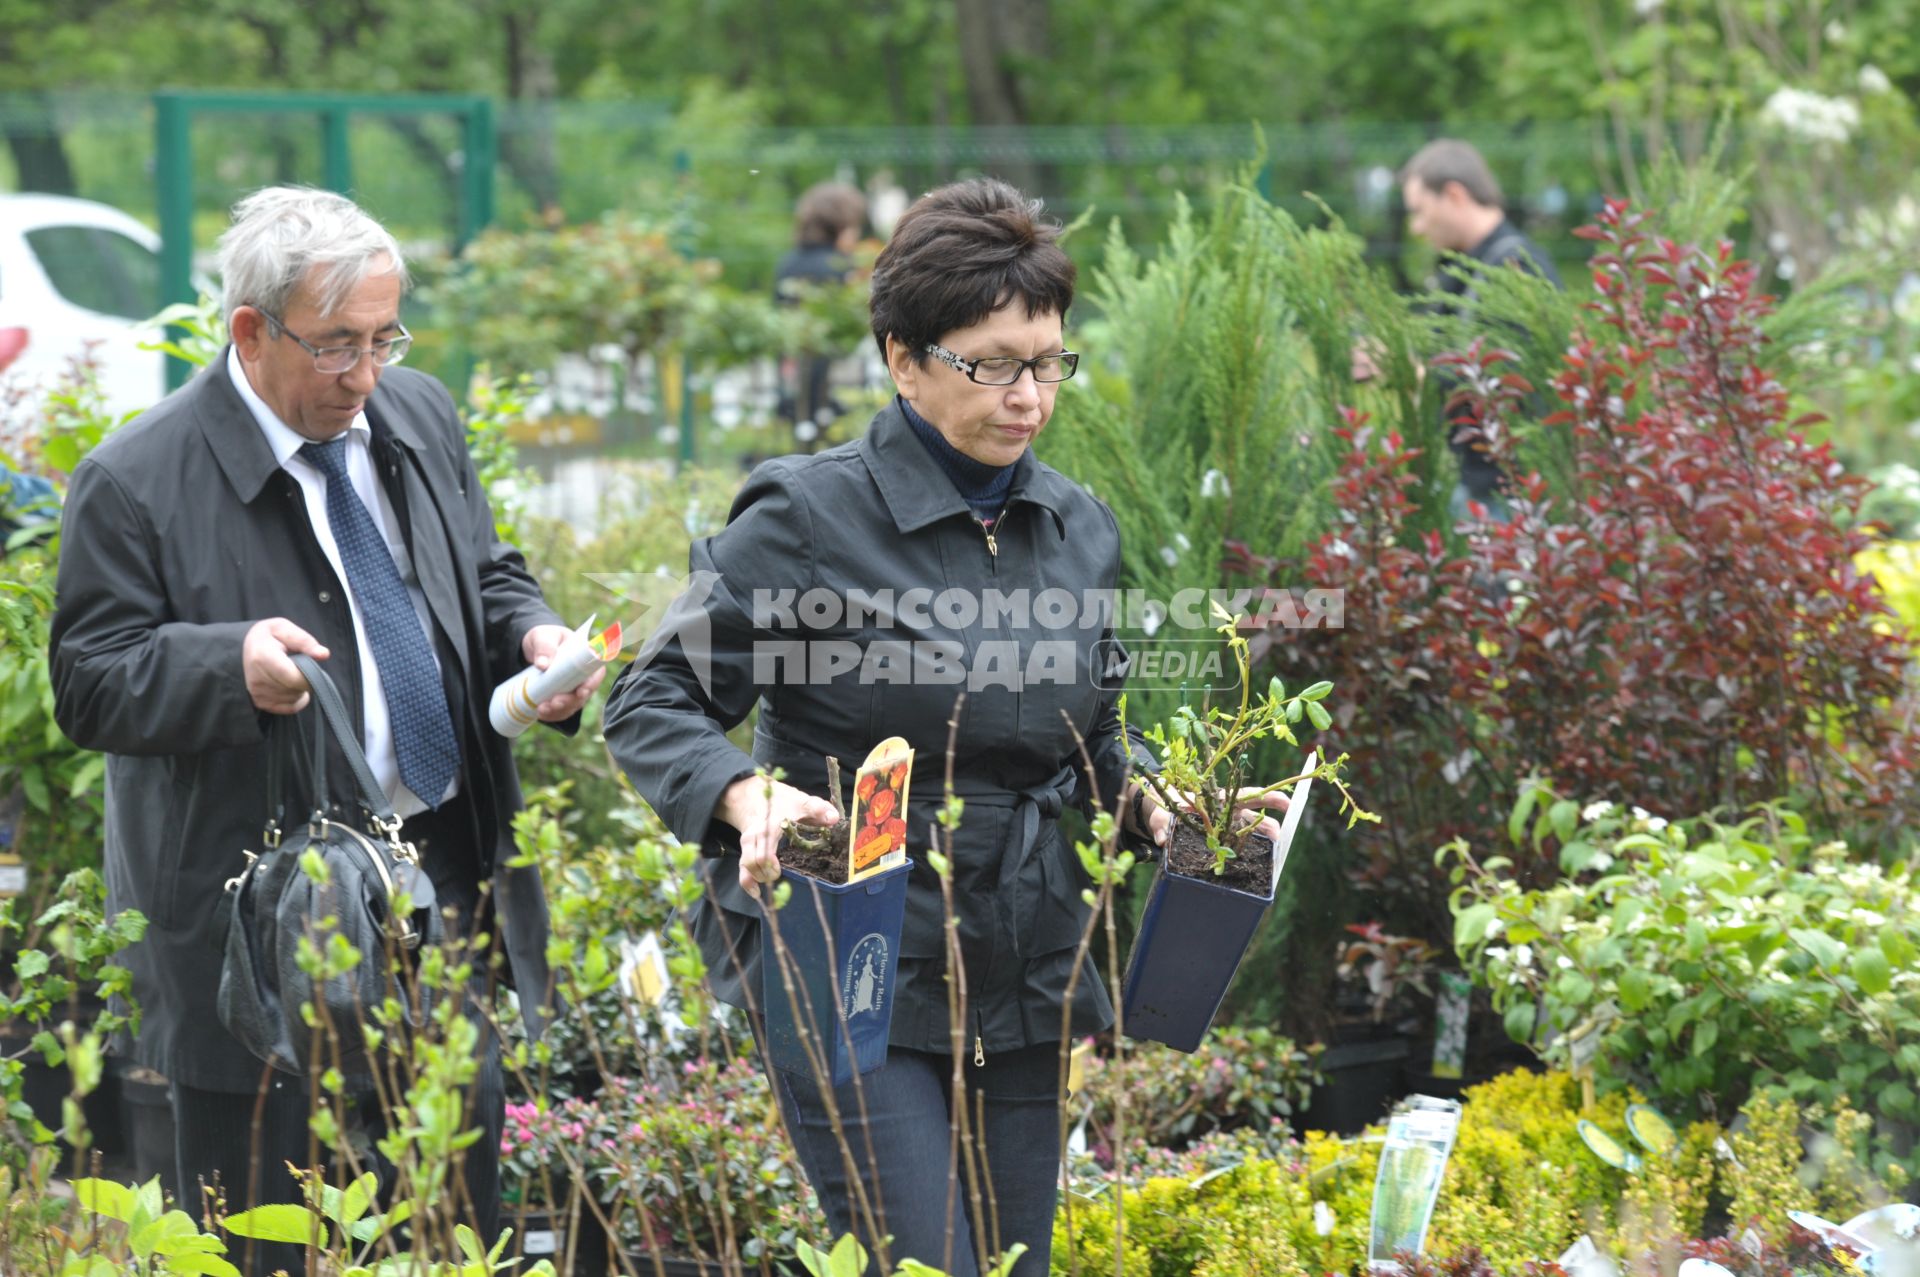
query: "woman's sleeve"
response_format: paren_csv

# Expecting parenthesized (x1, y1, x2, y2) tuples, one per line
(602, 461, 815, 856)
(1079, 634, 1161, 826)
(1075, 508, 1159, 829)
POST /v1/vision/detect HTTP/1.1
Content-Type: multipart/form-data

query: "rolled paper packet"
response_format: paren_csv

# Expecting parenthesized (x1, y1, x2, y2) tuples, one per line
(488, 618, 623, 738)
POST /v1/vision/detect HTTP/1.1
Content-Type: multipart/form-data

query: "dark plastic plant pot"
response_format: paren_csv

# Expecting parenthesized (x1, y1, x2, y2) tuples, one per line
(1303, 1035, 1414, 1135)
(761, 858, 912, 1088)
(622, 1252, 806, 1276)
(508, 1204, 608, 1277)
(1119, 858, 1275, 1053)
(117, 1066, 177, 1202)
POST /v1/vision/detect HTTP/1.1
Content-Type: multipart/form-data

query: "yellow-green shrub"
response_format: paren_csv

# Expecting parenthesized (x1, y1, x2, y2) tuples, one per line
(1856, 538, 1920, 638)
(1609, 1120, 1717, 1259)
(1725, 1091, 1819, 1241)
(1428, 1069, 1629, 1263)
(1056, 1070, 1911, 1277)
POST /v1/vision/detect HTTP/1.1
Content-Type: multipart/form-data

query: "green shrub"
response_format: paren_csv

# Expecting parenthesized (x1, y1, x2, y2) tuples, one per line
(1450, 795, 1920, 1183)
(1079, 1026, 1320, 1168)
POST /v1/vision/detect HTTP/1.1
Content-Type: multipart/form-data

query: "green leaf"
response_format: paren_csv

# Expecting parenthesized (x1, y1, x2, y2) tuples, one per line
(1852, 948, 1893, 995)
(1508, 787, 1540, 849)
(72, 1178, 135, 1223)
(20, 764, 49, 812)
(340, 1171, 377, 1230)
(1304, 701, 1332, 731)
(1503, 1000, 1536, 1044)
(1880, 928, 1917, 969)
(1548, 799, 1580, 843)
(1454, 903, 1497, 949)
(223, 1204, 326, 1247)
(164, 1256, 241, 1277)
(14, 949, 49, 981)
(1300, 680, 1333, 701)
(1557, 972, 1594, 1005)
(1791, 928, 1847, 970)
(1684, 920, 1708, 960)
(1617, 967, 1653, 1012)
(352, 1199, 411, 1244)
(1691, 1020, 1719, 1057)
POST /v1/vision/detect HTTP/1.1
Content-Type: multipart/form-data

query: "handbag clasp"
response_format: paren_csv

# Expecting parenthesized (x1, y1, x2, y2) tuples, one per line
(223, 849, 259, 893)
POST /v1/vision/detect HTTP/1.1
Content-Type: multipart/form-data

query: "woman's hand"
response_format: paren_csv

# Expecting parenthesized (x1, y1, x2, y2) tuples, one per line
(1138, 784, 1288, 849)
(716, 774, 841, 899)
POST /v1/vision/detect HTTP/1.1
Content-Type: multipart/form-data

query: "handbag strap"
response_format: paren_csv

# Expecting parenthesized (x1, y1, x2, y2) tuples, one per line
(287, 652, 403, 833)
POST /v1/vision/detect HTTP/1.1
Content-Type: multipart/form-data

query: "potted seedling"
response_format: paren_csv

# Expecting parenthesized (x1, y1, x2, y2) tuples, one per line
(761, 738, 915, 1087)
(1121, 610, 1372, 1052)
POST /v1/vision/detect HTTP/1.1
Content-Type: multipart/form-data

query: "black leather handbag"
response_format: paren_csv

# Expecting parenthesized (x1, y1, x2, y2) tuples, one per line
(216, 653, 445, 1077)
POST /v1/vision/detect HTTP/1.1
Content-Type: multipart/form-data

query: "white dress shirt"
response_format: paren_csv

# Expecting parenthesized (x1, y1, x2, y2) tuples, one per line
(227, 347, 456, 818)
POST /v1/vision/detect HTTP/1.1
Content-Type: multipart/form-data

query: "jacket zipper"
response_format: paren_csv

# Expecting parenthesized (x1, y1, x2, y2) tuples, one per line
(974, 1009, 986, 1067)
(980, 518, 998, 559)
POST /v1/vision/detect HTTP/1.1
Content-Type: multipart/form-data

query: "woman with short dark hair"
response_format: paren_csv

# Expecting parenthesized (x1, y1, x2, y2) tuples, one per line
(606, 178, 1282, 1276)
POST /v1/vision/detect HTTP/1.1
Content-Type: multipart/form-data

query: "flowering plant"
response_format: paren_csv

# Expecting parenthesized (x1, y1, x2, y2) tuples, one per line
(500, 1058, 824, 1262)
(499, 1096, 599, 1211)
(1448, 791, 1920, 1182)
(593, 1060, 825, 1264)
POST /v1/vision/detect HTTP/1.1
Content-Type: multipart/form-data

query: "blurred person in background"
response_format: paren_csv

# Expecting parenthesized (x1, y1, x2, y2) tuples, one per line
(775, 181, 867, 445)
(1355, 138, 1563, 521)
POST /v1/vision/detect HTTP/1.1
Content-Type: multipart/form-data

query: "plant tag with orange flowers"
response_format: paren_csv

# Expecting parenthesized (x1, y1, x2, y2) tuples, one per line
(846, 737, 913, 883)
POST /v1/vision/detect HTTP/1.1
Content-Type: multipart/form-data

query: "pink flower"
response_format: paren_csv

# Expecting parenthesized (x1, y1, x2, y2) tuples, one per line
(499, 1139, 513, 1155)
(517, 1128, 535, 1145)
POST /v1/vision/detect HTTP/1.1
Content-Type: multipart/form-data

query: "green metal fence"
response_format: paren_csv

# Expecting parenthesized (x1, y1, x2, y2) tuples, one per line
(1, 90, 1615, 290)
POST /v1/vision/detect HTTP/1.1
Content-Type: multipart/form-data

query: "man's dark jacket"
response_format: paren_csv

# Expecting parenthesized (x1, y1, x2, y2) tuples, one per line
(49, 357, 566, 1093)
(1436, 217, 1564, 500)
(603, 400, 1155, 1057)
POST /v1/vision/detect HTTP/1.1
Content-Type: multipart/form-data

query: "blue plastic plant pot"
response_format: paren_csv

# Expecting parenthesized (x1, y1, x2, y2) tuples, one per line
(1119, 859, 1275, 1053)
(761, 859, 913, 1088)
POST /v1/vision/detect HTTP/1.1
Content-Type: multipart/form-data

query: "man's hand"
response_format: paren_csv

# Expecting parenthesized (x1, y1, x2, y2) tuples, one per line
(243, 618, 331, 714)
(522, 624, 608, 721)
(715, 775, 840, 899)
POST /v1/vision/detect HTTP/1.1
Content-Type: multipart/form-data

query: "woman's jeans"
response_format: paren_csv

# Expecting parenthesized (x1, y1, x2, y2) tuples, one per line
(766, 1041, 1064, 1277)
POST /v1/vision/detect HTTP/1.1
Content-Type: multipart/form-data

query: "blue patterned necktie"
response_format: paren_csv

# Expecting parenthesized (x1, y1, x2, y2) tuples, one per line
(299, 437, 458, 807)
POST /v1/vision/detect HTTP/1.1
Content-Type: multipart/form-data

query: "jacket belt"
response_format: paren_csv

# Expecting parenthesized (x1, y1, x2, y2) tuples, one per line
(944, 765, 1080, 961)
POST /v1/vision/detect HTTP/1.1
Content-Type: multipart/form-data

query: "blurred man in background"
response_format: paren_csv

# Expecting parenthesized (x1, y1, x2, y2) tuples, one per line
(1358, 139, 1563, 521)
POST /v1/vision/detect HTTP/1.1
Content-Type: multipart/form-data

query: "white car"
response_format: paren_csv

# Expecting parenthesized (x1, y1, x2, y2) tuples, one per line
(0, 193, 166, 420)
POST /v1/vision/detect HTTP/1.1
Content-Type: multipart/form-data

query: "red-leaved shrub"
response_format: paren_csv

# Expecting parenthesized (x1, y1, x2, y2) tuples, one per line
(1254, 198, 1920, 923)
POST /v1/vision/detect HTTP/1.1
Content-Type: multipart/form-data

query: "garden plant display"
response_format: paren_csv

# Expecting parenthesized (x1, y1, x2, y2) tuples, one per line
(1133, 610, 1368, 891)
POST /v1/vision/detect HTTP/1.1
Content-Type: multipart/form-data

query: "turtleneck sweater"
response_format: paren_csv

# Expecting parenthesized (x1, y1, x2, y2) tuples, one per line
(898, 395, 1017, 524)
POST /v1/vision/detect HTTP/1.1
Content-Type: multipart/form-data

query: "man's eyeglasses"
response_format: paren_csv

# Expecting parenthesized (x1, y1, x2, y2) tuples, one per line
(925, 342, 1079, 386)
(258, 310, 413, 375)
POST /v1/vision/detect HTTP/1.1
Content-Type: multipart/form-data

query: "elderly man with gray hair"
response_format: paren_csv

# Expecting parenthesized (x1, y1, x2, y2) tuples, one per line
(49, 186, 597, 1270)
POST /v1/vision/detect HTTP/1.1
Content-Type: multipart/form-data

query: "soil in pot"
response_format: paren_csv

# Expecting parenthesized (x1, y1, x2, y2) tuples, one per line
(776, 822, 852, 885)
(1164, 823, 1274, 895)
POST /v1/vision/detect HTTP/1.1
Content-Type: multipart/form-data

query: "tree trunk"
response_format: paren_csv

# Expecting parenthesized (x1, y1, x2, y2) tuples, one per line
(951, 0, 1055, 197)
(501, 10, 562, 217)
(6, 111, 77, 196)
